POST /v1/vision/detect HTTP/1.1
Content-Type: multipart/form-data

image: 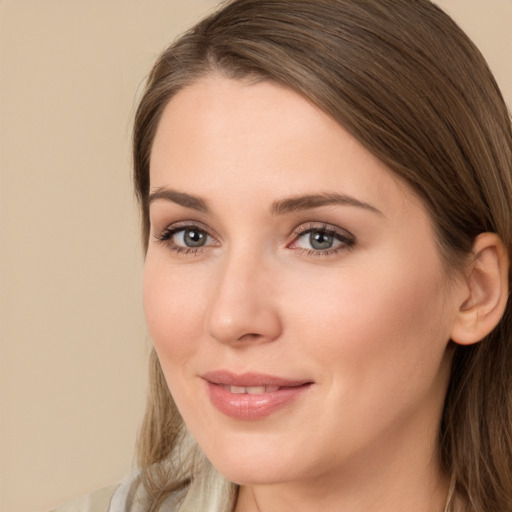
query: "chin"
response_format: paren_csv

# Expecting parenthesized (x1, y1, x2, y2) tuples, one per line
(213, 461, 291, 487)
(200, 436, 299, 486)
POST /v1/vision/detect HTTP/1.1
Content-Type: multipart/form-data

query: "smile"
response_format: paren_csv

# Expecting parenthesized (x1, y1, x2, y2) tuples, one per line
(221, 385, 280, 394)
(202, 371, 313, 420)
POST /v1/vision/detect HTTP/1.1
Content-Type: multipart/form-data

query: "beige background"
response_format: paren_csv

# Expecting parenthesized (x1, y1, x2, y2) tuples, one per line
(0, 1, 510, 511)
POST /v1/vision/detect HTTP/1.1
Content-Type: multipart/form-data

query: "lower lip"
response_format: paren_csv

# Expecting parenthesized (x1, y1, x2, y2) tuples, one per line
(205, 382, 312, 420)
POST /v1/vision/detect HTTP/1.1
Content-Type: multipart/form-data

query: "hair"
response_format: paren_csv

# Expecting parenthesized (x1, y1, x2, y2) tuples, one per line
(132, 1, 512, 510)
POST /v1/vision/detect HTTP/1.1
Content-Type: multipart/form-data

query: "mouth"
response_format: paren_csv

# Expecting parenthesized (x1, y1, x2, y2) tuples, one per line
(201, 370, 313, 420)
(220, 384, 282, 394)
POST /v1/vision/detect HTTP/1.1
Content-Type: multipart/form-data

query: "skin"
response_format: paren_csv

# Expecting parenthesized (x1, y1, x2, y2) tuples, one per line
(144, 76, 467, 512)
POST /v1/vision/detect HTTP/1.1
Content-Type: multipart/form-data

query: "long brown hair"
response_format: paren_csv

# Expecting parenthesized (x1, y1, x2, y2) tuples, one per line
(133, 1, 512, 510)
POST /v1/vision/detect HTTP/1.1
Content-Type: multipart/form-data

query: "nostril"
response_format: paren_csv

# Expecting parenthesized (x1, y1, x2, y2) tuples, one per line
(238, 333, 261, 341)
(205, 283, 283, 345)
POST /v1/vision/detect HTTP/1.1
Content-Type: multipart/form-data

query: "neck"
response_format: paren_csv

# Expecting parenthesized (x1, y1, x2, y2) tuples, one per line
(235, 415, 451, 512)
(237, 462, 450, 512)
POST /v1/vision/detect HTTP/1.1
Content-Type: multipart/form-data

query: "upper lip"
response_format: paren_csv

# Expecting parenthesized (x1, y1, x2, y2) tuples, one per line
(201, 370, 312, 388)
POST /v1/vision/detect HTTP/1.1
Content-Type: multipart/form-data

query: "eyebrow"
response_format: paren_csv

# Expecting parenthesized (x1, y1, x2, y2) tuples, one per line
(148, 187, 210, 213)
(148, 188, 382, 216)
(271, 192, 383, 216)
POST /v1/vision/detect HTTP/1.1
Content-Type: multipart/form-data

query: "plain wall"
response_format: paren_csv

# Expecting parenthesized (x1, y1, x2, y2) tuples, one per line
(0, 1, 510, 511)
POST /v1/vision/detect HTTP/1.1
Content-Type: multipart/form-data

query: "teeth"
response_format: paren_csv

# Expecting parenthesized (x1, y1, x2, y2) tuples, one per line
(228, 385, 280, 394)
(246, 386, 266, 394)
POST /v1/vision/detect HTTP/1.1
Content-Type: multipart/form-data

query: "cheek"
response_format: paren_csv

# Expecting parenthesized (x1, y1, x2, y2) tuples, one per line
(143, 257, 208, 365)
(282, 257, 453, 454)
(290, 252, 451, 385)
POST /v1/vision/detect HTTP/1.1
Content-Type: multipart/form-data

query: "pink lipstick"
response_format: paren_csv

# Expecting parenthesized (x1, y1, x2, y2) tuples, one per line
(202, 370, 313, 420)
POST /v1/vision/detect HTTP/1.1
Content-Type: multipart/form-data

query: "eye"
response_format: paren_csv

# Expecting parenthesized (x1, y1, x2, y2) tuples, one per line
(155, 223, 217, 254)
(290, 224, 355, 255)
(300, 230, 338, 251)
(173, 227, 209, 248)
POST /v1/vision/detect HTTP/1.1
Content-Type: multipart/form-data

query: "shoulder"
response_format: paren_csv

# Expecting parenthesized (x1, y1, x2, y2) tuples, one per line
(50, 484, 119, 512)
(49, 473, 180, 512)
(50, 473, 144, 512)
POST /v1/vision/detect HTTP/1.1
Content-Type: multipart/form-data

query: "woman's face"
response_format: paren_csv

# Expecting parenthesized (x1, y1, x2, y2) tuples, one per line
(144, 76, 460, 486)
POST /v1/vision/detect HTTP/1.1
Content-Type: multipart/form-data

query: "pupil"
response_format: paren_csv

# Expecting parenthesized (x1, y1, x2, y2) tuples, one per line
(184, 229, 205, 247)
(310, 231, 333, 250)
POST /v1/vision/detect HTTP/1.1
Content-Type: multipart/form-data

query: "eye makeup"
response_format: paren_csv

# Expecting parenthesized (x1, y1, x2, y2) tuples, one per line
(153, 219, 356, 259)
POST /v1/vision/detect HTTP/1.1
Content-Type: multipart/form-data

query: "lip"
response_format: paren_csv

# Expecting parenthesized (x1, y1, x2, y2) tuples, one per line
(202, 370, 313, 420)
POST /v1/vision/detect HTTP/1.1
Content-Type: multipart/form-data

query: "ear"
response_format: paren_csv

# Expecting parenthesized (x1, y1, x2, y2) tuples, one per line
(450, 232, 509, 346)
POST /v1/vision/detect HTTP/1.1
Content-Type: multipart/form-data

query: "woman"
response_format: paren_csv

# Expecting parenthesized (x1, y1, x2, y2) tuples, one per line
(56, 0, 512, 511)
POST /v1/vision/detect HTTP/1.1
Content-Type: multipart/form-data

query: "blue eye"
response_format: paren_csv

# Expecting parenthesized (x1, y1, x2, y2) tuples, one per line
(292, 224, 354, 254)
(173, 227, 209, 248)
(156, 224, 215, 252)
(307, 231, 337, 250)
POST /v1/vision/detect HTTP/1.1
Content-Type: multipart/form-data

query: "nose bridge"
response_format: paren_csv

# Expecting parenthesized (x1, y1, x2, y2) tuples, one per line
(206, 246, 281, 345)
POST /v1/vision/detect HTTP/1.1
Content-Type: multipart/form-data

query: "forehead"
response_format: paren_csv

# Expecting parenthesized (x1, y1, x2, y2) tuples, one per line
(150, 76, 343, 167)
(149, 76, 420, 219)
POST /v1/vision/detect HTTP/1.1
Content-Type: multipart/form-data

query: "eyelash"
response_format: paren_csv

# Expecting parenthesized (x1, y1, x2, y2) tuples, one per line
(154, 222, 355, 257)
(155, 222, 215, 256)
(290, 223, 355, 256)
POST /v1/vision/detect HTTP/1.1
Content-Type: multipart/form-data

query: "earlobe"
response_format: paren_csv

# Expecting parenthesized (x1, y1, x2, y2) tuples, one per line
(450, 233, 509, 346)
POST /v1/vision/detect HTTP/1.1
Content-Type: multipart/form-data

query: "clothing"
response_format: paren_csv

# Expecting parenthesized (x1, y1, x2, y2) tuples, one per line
(52, 458, 234, 512)
(51, 474, 143, 512)
(50, 484, 118, 512)
(52, 471, 455, 512)
(51, 473, 182, 512)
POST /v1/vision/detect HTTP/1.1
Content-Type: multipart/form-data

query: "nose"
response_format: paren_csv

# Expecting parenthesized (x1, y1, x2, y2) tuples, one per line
(205, 251, 282, 346)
